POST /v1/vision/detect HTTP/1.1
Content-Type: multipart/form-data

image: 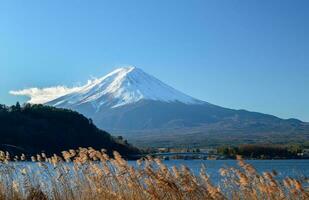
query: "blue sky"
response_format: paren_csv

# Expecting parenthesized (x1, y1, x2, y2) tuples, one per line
(1, 0, 309, 121)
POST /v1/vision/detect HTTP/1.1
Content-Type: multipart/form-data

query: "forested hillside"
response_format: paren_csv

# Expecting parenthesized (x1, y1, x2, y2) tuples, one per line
(0, 103, 139, 158)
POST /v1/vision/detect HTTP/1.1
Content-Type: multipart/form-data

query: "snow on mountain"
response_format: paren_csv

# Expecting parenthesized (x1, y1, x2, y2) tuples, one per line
(48, 67, 203, 109)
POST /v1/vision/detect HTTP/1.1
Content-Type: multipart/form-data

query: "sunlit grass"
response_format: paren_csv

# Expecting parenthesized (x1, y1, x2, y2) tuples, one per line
(0, 148, 308, 200)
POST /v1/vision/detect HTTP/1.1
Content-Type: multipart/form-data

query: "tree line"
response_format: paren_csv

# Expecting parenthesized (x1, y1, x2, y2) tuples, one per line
(217, 144, 305, 159)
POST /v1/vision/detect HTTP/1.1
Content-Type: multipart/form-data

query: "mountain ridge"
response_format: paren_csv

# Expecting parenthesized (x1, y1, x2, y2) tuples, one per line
(44, 67, 309, 147)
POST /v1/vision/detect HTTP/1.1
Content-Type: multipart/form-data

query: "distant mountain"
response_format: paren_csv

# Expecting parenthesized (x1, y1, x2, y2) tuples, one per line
(47, 67, 203, 109)
(46, 67, 309, 147)
(0, 103, 139, 157)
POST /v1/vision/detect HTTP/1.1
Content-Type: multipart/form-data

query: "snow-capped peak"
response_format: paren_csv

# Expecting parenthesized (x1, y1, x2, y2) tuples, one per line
(48, 66, 203, 109)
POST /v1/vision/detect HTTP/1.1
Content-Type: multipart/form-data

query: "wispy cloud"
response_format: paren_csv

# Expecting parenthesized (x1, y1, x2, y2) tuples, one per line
(9, 86, 83, 104)
(9, 67, 133, 104)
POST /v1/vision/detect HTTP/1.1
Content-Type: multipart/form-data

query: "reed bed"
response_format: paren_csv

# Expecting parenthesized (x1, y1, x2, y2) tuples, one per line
(0, 148, 308, 200)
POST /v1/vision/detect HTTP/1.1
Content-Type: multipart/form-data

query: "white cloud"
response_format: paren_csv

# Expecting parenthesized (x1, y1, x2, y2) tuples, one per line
(9, 86, 83, 104)
(9, 77, 101, 104)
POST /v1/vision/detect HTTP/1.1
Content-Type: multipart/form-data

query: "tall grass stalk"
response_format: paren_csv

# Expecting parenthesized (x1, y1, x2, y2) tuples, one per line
(0, 148, 308, 200)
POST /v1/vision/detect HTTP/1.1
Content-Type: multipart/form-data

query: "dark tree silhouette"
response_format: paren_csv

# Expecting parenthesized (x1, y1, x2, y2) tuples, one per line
(0, 103, 139, 158)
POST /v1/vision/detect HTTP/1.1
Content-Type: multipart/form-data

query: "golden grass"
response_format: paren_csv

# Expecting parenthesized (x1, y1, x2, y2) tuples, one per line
(0, 148, 308, 200)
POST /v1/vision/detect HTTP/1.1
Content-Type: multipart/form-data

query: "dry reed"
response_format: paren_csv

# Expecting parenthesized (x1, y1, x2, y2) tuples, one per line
(0, 148, 308, 200)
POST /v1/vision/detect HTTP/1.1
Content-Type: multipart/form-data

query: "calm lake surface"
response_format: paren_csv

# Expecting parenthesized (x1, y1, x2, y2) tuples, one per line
(128, 159, 309, 183)
(7, 159, 309, 185)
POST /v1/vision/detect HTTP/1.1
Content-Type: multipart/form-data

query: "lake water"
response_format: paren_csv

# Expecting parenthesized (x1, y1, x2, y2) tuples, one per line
(6, 159, 309, 185)
(129, 159, 309, 184)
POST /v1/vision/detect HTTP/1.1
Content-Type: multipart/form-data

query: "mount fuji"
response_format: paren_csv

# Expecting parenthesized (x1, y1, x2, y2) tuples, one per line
(46, 67, 309, 147)
(48, 67, 203, 109)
